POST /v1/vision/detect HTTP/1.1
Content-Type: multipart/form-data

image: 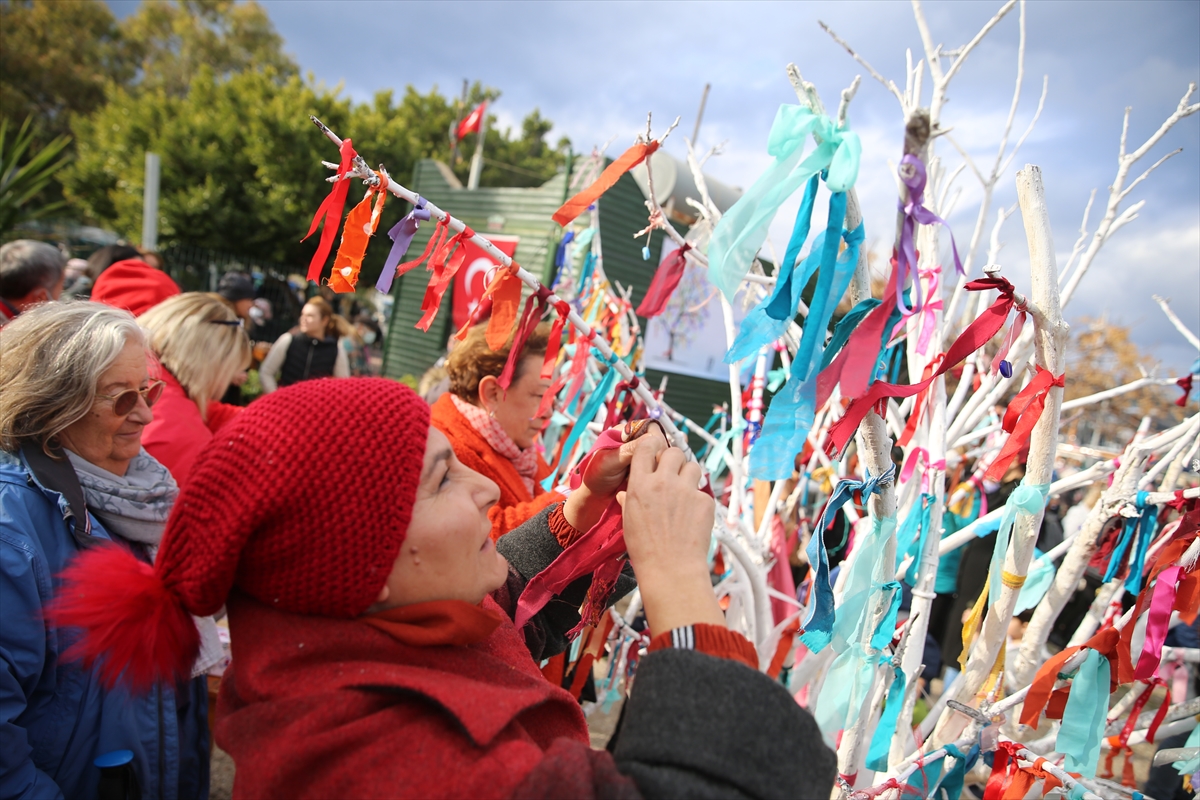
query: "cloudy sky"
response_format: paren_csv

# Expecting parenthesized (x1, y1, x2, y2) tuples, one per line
(110, 0, 1199, 375)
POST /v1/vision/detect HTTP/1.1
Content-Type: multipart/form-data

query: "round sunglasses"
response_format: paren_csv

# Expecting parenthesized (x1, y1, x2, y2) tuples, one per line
(96, 380, 166, 416)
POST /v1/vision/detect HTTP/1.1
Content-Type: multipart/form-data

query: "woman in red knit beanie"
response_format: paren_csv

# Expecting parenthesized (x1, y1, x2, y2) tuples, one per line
(52, 378, 834, 799)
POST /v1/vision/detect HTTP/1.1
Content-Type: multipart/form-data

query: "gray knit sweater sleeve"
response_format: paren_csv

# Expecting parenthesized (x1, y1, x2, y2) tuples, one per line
(612, 648, 837, 799)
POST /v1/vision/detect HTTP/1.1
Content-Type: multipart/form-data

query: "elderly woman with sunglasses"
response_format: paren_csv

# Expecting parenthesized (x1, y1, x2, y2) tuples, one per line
(138, 293, 251, 488)
(0, 302, 212, 800)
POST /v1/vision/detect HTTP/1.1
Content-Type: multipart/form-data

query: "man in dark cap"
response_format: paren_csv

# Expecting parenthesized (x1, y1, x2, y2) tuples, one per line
(217, 271, 256, 322)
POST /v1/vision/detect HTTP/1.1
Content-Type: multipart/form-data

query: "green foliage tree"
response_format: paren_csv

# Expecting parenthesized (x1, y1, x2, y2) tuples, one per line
(0, 0, 132, 141)
(0, 117, 73, 236)
(119, 0, 297, 97)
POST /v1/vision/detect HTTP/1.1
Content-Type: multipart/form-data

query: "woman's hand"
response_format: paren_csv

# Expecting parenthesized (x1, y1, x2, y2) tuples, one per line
(619, 444, 725, 634)
(563, 422, 670, 532)
(580, 420, 671, 497)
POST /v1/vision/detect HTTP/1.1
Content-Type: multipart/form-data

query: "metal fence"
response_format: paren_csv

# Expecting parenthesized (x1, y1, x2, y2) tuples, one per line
(158, 243, 305, 343)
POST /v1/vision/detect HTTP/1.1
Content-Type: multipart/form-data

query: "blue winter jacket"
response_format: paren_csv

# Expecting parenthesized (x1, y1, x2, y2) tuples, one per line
(0, 449, 209, 800)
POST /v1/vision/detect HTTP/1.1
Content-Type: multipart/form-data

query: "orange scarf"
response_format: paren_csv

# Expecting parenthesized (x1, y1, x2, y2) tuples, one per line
(363, 600, 503, 647)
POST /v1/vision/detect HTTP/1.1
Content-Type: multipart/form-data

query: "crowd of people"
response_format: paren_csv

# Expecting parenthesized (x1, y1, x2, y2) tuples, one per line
(0, 237, 836, 799)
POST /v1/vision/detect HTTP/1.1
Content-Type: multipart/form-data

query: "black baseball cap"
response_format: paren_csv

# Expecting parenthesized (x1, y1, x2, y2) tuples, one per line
(217, 272, 255, 302)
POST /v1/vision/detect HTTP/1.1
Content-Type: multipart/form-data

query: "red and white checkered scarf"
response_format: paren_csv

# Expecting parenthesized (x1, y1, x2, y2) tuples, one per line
(450, 394, 539, 494)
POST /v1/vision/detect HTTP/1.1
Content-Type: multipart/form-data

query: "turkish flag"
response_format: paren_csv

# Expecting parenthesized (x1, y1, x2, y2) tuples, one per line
(452, 234, 520, 331)
(456, 102, 487, 141)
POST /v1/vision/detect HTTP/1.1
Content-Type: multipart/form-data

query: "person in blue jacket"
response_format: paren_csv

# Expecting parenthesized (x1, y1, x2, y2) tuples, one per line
(0, 301, 209, 800)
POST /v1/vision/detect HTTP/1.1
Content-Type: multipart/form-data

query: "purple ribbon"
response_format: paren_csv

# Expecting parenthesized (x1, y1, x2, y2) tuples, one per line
(375, 197, 431, 294)
(896, 154, 962, 316)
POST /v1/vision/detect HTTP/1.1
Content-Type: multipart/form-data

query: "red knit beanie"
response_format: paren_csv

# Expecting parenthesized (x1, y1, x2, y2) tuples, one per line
(52, 378, 430, 690)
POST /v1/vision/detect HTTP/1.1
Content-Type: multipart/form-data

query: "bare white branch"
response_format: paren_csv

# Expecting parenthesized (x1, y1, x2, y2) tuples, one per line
(1119, 147, 1183, 202)
(838, 75, 862, 128)
(1153, 295, 1200, 351)
(817, 22, 906, 109)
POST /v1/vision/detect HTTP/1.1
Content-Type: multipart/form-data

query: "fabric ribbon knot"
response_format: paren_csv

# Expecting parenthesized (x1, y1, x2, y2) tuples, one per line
(822, 276, 1024, 459)
(982, 366, 1065, 483)
(416, 219, 477, 332)
(895, 154, 963, 316)
(800, 465, 895, 654)
(375, 197, 431, 294)
(302, 137, 357, 282)
(706, 105, 860, 301)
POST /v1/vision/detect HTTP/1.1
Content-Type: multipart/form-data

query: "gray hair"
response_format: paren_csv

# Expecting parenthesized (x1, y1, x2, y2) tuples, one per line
(0, 240, 66, 300)
(0, 301, 147, 453)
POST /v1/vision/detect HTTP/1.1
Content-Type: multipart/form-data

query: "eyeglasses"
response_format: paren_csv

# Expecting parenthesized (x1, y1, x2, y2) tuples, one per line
(96, 380, 166, 416)
(208, 319, 245, 328)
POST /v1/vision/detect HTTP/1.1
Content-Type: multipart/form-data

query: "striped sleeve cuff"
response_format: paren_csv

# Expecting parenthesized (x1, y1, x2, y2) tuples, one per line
(648, 623, 759, 670)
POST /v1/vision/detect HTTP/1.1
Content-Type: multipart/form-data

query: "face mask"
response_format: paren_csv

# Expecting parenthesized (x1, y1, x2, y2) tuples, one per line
(363, 331, 376, 345)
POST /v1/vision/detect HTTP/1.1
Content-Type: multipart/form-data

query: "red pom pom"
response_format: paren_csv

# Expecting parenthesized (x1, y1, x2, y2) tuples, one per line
(48, 543, 199, 692)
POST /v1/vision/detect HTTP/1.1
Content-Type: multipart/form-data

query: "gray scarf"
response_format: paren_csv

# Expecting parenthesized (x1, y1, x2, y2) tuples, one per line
(65, 449, 177, 548)
(64, 448, 226, 678)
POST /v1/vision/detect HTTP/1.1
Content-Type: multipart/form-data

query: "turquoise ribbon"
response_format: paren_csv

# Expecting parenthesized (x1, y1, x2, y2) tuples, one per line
(936, 742, 980, 800)
(1057, 648, 1110, 778)
(1015, 548, 1055, 614)
(724, 178, 819, 364)
(865, 663, 906, 772)
(988, 482, 1050, 605)
(897, 493, 934, 588)
(1172, 724, 1200, 776)
(800, 466, 895, 653)
(1116, 491, 1158, 594)
(828, 515, 899, 654)
(747, 220, 863, 480)
(707, 105, 861, 300)
(819, 298, 880, 371)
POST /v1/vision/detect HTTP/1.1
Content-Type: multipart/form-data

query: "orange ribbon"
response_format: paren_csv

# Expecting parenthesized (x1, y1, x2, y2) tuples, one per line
(483, 266, 522, 350)
(552, 141, 660, 227)
(1020, 626, 1120, 730)
(328, 173, 388, 293)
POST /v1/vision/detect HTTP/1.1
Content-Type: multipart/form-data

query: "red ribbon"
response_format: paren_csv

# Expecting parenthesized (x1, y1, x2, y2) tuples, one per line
(982, 366, 1066, 483)
(983, 742, 1036, 800)
(635, 243, 692, 317)
(816, 257, 901, 406)
(395, 216, 449, 290)
(514, 429, 628, 630)
(540, 301, 571, 381)
(302, 138, 357, 282)
(417, 221, 476, 332)
(497, 286, 551, 392)
(479, 266, 522, 350)
(1177, 374, 1194, 407)
(823, 276, 1022, 459)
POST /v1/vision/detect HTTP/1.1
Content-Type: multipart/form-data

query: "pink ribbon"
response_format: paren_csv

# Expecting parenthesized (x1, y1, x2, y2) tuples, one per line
(901, 448, 946, 494)
(915, 266, 944, 356)
(1135, 565, 1183, 680)
(514, 430, 626, 630)
(990, 307, 1027, 374)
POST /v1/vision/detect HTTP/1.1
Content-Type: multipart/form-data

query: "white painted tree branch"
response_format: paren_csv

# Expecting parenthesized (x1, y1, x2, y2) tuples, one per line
(1153, 294, 1200, 351)
(930, 165, 1067, 749)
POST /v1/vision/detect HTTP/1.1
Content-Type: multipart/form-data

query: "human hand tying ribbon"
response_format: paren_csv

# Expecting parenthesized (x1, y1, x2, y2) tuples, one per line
(515, 420, 673, 632)
(562, 419, 671, 532)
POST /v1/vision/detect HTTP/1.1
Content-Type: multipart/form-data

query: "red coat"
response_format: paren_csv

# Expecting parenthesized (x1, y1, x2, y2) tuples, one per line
(142, 371, 242, 488)
(430, 394, 562, 541)
(215, 593, 636, 799)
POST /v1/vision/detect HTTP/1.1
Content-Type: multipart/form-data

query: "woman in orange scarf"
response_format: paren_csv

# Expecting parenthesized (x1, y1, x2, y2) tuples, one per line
(432, 323, 562, 541)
